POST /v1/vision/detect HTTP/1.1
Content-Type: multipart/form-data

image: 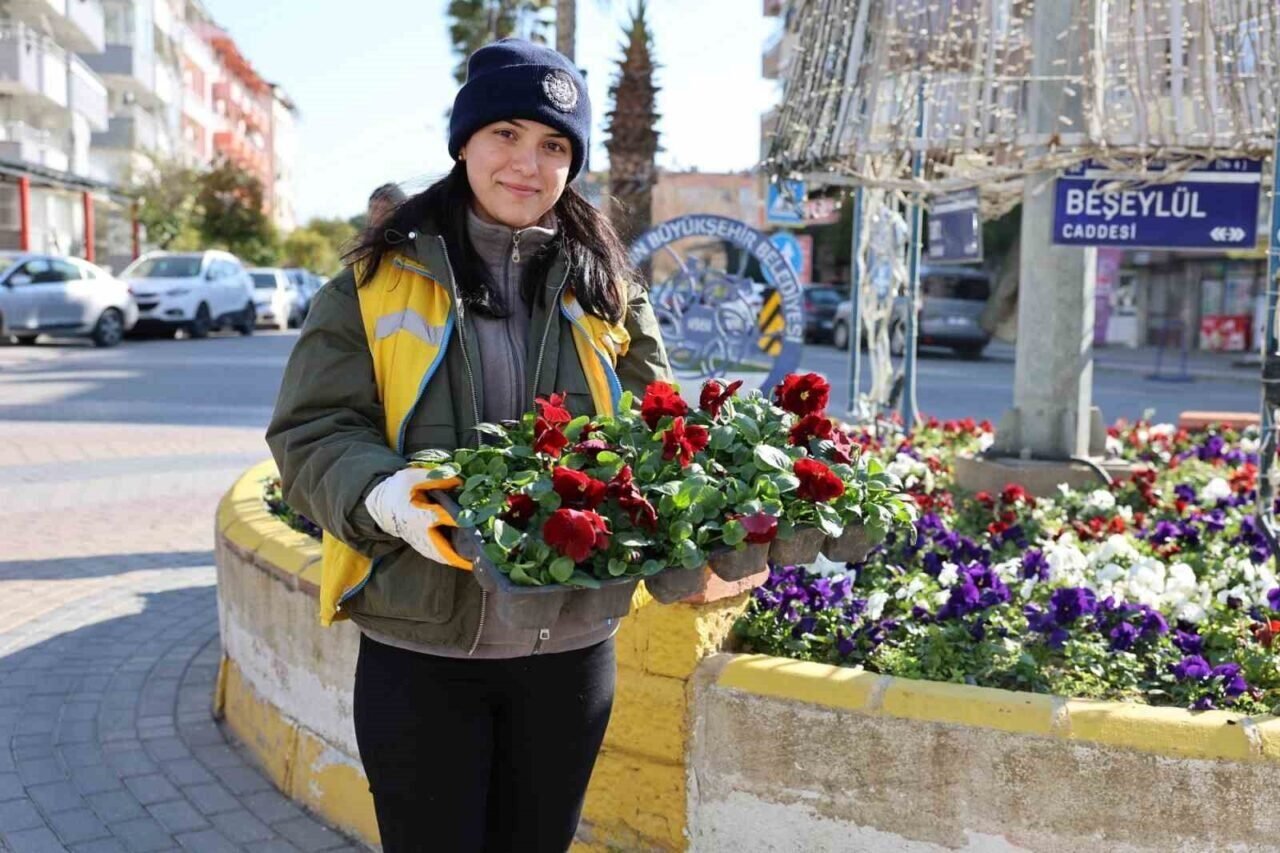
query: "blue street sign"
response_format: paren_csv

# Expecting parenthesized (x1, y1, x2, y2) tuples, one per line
(927, 189, 983, 263)
(1053, 158, 1262, 249)
(769, 232, 804, 281)
(766, 180, 806, 226)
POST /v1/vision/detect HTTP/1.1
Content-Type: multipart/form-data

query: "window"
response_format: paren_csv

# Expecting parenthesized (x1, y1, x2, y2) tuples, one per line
(251, 272, 277, 290)
(123, 255, 203, 278)
(921, 273, 990, 301)
(51, 259, 82, 281)
(14, 259, 70, 284)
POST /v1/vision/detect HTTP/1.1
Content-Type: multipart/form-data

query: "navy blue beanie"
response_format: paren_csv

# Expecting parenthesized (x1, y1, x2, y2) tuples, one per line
(449, 39, 591, 181)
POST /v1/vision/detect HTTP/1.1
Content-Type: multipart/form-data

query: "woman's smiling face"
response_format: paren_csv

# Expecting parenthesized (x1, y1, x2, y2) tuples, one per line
(461, 119, 573, 228)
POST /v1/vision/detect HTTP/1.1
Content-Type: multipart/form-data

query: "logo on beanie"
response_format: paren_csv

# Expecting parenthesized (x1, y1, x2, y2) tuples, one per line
(541, 70, 579, 113)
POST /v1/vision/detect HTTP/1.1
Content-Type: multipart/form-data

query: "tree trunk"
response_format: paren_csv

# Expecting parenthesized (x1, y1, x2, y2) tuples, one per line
(556, 0, 576, 60)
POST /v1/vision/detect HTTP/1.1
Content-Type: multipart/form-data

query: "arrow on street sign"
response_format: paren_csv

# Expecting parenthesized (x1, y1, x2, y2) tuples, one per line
(1210, 226, 1248, 243)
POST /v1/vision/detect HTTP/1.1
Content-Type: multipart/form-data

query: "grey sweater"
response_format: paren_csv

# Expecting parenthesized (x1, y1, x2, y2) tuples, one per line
(361, 208, 620, 659)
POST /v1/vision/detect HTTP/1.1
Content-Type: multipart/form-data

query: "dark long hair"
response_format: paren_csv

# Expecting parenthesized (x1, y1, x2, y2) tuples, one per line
(343, 162, 631, 324)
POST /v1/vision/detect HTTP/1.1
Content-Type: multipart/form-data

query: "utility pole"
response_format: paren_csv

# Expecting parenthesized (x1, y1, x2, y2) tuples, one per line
(990, 0, 1102, 462)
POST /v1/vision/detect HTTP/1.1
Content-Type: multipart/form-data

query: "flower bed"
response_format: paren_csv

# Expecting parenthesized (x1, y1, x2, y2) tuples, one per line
(735, 417, 1280, 713)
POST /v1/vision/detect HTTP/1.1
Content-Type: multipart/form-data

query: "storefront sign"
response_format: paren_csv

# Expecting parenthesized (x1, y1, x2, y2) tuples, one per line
(927, 189, 983, 263)
(630, 215, 804, 391)
(1199, 315, 1251, 352)
(1052, 159, 1262, 249)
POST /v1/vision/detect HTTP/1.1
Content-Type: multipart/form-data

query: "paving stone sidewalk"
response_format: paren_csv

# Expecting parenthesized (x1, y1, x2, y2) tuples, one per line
(1, 420, 367, 853)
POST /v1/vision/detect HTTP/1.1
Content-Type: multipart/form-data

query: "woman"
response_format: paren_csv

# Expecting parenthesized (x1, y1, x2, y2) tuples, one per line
(266, 39, 671, 853)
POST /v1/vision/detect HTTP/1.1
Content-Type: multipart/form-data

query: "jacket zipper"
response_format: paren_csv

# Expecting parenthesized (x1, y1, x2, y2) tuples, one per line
(511, 230, 522, 264)
(530, 266, 572, 410)
(438, 236, 488, 656)
(527, 266, 572, 653)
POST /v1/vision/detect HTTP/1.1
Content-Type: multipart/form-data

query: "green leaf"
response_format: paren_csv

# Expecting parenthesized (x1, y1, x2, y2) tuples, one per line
(619, 390, 635, 412)
(722, 519, 746, 546)
(509, 565, 539, 586)
(493, 519, 522, 549)
(456, 508, 478, 528)
(482, 542, 506, 563)
(464, 473, 490, 491)
(754, 445, 793, 472)
(772, 473, 800, 493)
(549, 556, 576, 584)
(617, 533, 653, 548)
(565, 415, 591, 441)
(676, 539, 704, 570)
(608, 559, 628, 577)
(734, 415, 761, 443)
(641, 559, 666, 576)
(671, 520, 694, 542)
(569, 571, 602, 589)
(473, 422, 508, 438)
(409, 449, 451, 463)
(424, 464, 459, 481)
(597, 450, 621, 465)
(505, 445, 534, 459)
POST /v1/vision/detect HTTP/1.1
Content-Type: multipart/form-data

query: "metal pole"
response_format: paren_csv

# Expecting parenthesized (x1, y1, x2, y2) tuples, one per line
(901, 78, 927, 429)
(847, 186, 864, 419)
(1257, 118, 1280, 555)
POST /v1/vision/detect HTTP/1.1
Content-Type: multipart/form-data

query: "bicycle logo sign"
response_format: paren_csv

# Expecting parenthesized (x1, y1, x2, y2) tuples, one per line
(628, 215, 805, 392)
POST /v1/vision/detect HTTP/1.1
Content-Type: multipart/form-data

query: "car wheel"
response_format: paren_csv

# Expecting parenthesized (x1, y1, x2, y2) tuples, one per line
(287, 308, 302, 330)
(236, 302, 255, 336)
(91, 309, 125, 348)
(15, 335, 37, 346)
(832, 320, 850, 351)
(889, 320, 906, 357)
(954, 343, 985, 360)
(188, 303, 212, 339)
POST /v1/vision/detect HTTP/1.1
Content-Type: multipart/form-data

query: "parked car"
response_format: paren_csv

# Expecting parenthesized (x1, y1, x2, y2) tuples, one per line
(121, 250, 256, 339)
(802, 284, 845, 343)
(283, 267, 323, 317)
(831, 266, 992, 358)
(250, 267, 305, 330)
(0, 252, 138, 347)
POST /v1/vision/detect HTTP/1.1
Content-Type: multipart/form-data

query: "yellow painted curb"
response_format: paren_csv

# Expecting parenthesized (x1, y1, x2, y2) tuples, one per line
(221, 658, 378, 846)
(718, 655, 882, 713)
(219, 461, 323, 587)
(717, 654, 1275, 763)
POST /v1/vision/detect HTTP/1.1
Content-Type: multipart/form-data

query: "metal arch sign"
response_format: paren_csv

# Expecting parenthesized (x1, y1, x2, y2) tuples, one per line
(629, 214, 805, 393)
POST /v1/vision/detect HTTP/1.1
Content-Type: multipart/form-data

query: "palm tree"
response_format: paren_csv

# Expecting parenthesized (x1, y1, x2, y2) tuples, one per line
(603, 0, 660, 246)
(556, 0, 576, 60)
(447, 0, 554, 82)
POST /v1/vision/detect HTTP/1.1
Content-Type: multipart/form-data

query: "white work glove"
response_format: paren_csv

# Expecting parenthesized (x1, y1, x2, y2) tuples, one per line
(364, 468, 472, 570)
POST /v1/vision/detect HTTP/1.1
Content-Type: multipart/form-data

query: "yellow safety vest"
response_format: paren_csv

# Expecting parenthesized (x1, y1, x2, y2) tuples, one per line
(317, 253, 630, 625)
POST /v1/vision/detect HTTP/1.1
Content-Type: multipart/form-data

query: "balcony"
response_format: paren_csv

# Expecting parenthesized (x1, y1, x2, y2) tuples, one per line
(92, 108, 158, 152)
(69, 54, 108, 131)
(83, 43, 156, 106)
(0, 24, 71, 112)
(7, 0, 104, 54)
(0, 121, 71, 172)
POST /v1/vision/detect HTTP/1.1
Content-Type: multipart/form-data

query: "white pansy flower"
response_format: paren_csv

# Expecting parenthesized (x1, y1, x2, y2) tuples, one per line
(1202, 477, 1232, 504)
(1086, 490, 1117, 512)
(993, 558, 1022, 583)
(895, 577, 926, 600)
(1149, 423, 1175, 438)
(1020, 579, 1038, 600)
(806, 552, 848, 577)
(865, 591, 890, 621)
(1174, 601, 1208, 624)
(1105, 435, 1125, 456)
(934, 590, 952, 607)
(938, 562, 959, 587)
(977, 432, 994, 452)
(1044, 542, 1088, 585)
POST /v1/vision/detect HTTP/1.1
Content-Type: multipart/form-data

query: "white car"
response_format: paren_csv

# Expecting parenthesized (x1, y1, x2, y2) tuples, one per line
(122, 250, 256, 339)
(249, 267, 305, 330)
(0, 252, 138, 347)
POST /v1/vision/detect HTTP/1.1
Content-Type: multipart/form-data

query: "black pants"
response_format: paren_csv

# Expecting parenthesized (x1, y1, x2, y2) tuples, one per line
(352, 634, 616, 853)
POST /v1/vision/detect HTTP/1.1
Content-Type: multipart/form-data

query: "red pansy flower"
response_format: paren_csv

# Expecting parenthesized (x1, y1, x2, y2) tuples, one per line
(533, 417, 569, 458)
(737, 511, 779, 544)
(504, 493, 538, 526)
(699, 379, 743, 419)
(789, 414, 834, 447)
(606, 465, 658, 531)
(774, 373, 830, 417)
(794, 458, 844, 503)
(543, 508, 610, 563)
(661, 417, 710, 467)
(551, 467, 607, 510)
(640, 381, 688, 429)
(536, 392, 572, 426)
(571, 439, 611, 462)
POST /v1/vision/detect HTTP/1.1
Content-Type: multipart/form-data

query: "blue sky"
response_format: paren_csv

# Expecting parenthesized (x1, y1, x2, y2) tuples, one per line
(205, 0, 779, 224)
